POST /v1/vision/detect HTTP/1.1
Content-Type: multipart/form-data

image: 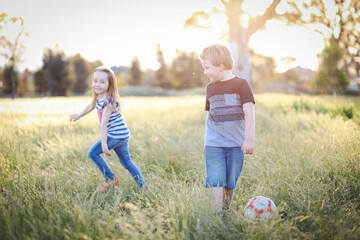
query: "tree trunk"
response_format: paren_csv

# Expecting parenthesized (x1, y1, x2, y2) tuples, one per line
(10, 63, 16, 99)
(229, 35, 251, 81)
(227, 2, 251, 81)
(225, 0, 280, 82)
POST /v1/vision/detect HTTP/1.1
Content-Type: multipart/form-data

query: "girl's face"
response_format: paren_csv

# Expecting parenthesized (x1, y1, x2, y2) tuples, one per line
(201, 59, 223, 82)
(92, 71, 109, 96)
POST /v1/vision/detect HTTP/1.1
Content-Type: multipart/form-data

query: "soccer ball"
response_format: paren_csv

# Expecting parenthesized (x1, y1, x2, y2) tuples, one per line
(243, 196, 278, 221)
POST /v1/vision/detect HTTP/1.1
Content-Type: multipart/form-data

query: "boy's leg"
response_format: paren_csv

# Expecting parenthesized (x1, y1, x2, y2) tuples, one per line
(210, 187, 223, 212)
(88, 139, 115, 180)
(205, 146, 226, 212)
(224, 147, 244, 210)
(223, 188, 234, 210)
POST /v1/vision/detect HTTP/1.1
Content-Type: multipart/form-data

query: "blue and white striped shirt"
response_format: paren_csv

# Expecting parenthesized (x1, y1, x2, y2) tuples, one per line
(96, 97, 130, 140)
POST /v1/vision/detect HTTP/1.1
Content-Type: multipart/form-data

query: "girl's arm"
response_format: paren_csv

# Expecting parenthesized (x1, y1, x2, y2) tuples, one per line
(241, 102, 255, 155)
(70, 102, 95, 122)
(100, 105, 112, 156)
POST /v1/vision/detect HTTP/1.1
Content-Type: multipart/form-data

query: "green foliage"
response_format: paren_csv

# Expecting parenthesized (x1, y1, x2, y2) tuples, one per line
(2, 65, 18, 95)
(0, 94, 359, 239)
(35, 54, 100, 96)
(155, 44, 169, 88)
(0, 12, 28, 98)
(129, 57, 142, 85)
(251, 53, 276, 84)
(42, 46, 70, 96)
(169, 50, 207, 90)
(71, 54, 90, 93)
(314, 39, 350, 94)
(151, 48, 207, 90)
(304, 0, 360, 76)
(34, 69, 48, 94)
(16, 69, 33, 97)
(277, 97, 359, 125)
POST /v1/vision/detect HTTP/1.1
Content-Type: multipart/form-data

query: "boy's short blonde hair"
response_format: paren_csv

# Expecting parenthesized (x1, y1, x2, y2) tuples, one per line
(199, 44, 234, 70)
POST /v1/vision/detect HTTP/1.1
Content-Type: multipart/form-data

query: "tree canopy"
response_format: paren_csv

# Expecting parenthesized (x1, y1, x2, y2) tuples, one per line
(184, 0, 360, 86)
(0, 12, 28, 98)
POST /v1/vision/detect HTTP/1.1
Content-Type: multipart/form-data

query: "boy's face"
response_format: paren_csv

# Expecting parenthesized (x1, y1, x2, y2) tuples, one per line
(201, 59, 223, 82)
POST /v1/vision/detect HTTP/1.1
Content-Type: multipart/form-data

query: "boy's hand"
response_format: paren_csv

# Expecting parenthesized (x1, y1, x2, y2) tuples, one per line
(70, 114, 80, 122)
(241, 139, 254, 155)
(102, 145, 111, 156)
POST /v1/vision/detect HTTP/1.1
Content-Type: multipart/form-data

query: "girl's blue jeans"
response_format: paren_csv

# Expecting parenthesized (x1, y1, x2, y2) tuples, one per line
(88, 137, 146, 188)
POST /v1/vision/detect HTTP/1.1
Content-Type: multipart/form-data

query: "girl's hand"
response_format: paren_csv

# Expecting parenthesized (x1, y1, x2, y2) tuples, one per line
(102, 145, 111, 156)
(70, 114, 80, 122)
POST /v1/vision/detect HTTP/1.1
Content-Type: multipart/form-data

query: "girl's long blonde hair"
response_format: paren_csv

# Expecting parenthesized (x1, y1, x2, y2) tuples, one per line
(91, 66, 122, 113)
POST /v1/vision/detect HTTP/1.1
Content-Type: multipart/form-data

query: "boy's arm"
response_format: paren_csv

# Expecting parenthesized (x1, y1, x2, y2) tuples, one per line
(70, 102, 95, 122)
(100, 105, 112, 156)
(241, 102, 255, 154)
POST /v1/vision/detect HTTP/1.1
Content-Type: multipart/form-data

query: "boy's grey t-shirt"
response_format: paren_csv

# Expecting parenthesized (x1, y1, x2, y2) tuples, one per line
(205, 77, 255, 147)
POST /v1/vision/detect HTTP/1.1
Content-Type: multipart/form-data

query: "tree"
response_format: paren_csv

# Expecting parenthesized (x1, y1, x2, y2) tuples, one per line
(156, 44, 168, 87)
(314, 38, 349, 93)
(2, 65, 18, 95)
(303, 0, 360, 77)
(250, 52, 276, 85)
(17, 69, 33, 97)
(278, 68, 300, 84)
(0, 68, 2, 92)
(129, 57, 142, 85)
(70, 54, 90, 93)
(0, 12, 28, 98)
(88, 60, 103, 71)
(170, 50, 207, 89)
(185, 0, 283, 81)
(42, 45, 70, 96)
(34, 68, 48, 94)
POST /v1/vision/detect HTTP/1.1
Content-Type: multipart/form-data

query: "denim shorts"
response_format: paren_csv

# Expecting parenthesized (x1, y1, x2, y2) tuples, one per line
(205, 146, 244, 190)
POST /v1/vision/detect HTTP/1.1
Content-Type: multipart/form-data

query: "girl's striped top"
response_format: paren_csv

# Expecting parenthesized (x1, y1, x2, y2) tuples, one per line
(96, 97, 130, 140)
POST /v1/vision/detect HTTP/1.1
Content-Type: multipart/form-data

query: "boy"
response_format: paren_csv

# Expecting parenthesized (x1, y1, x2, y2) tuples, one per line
(199, 44, 255, 212)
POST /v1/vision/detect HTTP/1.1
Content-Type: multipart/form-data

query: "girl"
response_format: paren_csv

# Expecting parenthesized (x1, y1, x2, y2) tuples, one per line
(70, 66, 147, 192)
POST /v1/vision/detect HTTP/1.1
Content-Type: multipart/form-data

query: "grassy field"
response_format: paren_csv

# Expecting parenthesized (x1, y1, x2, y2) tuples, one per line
(0, 93, 359, 239)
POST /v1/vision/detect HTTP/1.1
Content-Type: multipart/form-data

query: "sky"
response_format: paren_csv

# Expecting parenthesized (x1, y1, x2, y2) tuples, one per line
(1, 0, 325, 72)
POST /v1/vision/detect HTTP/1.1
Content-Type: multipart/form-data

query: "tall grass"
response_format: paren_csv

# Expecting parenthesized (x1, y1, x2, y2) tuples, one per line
(0, 94, 359, 239)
